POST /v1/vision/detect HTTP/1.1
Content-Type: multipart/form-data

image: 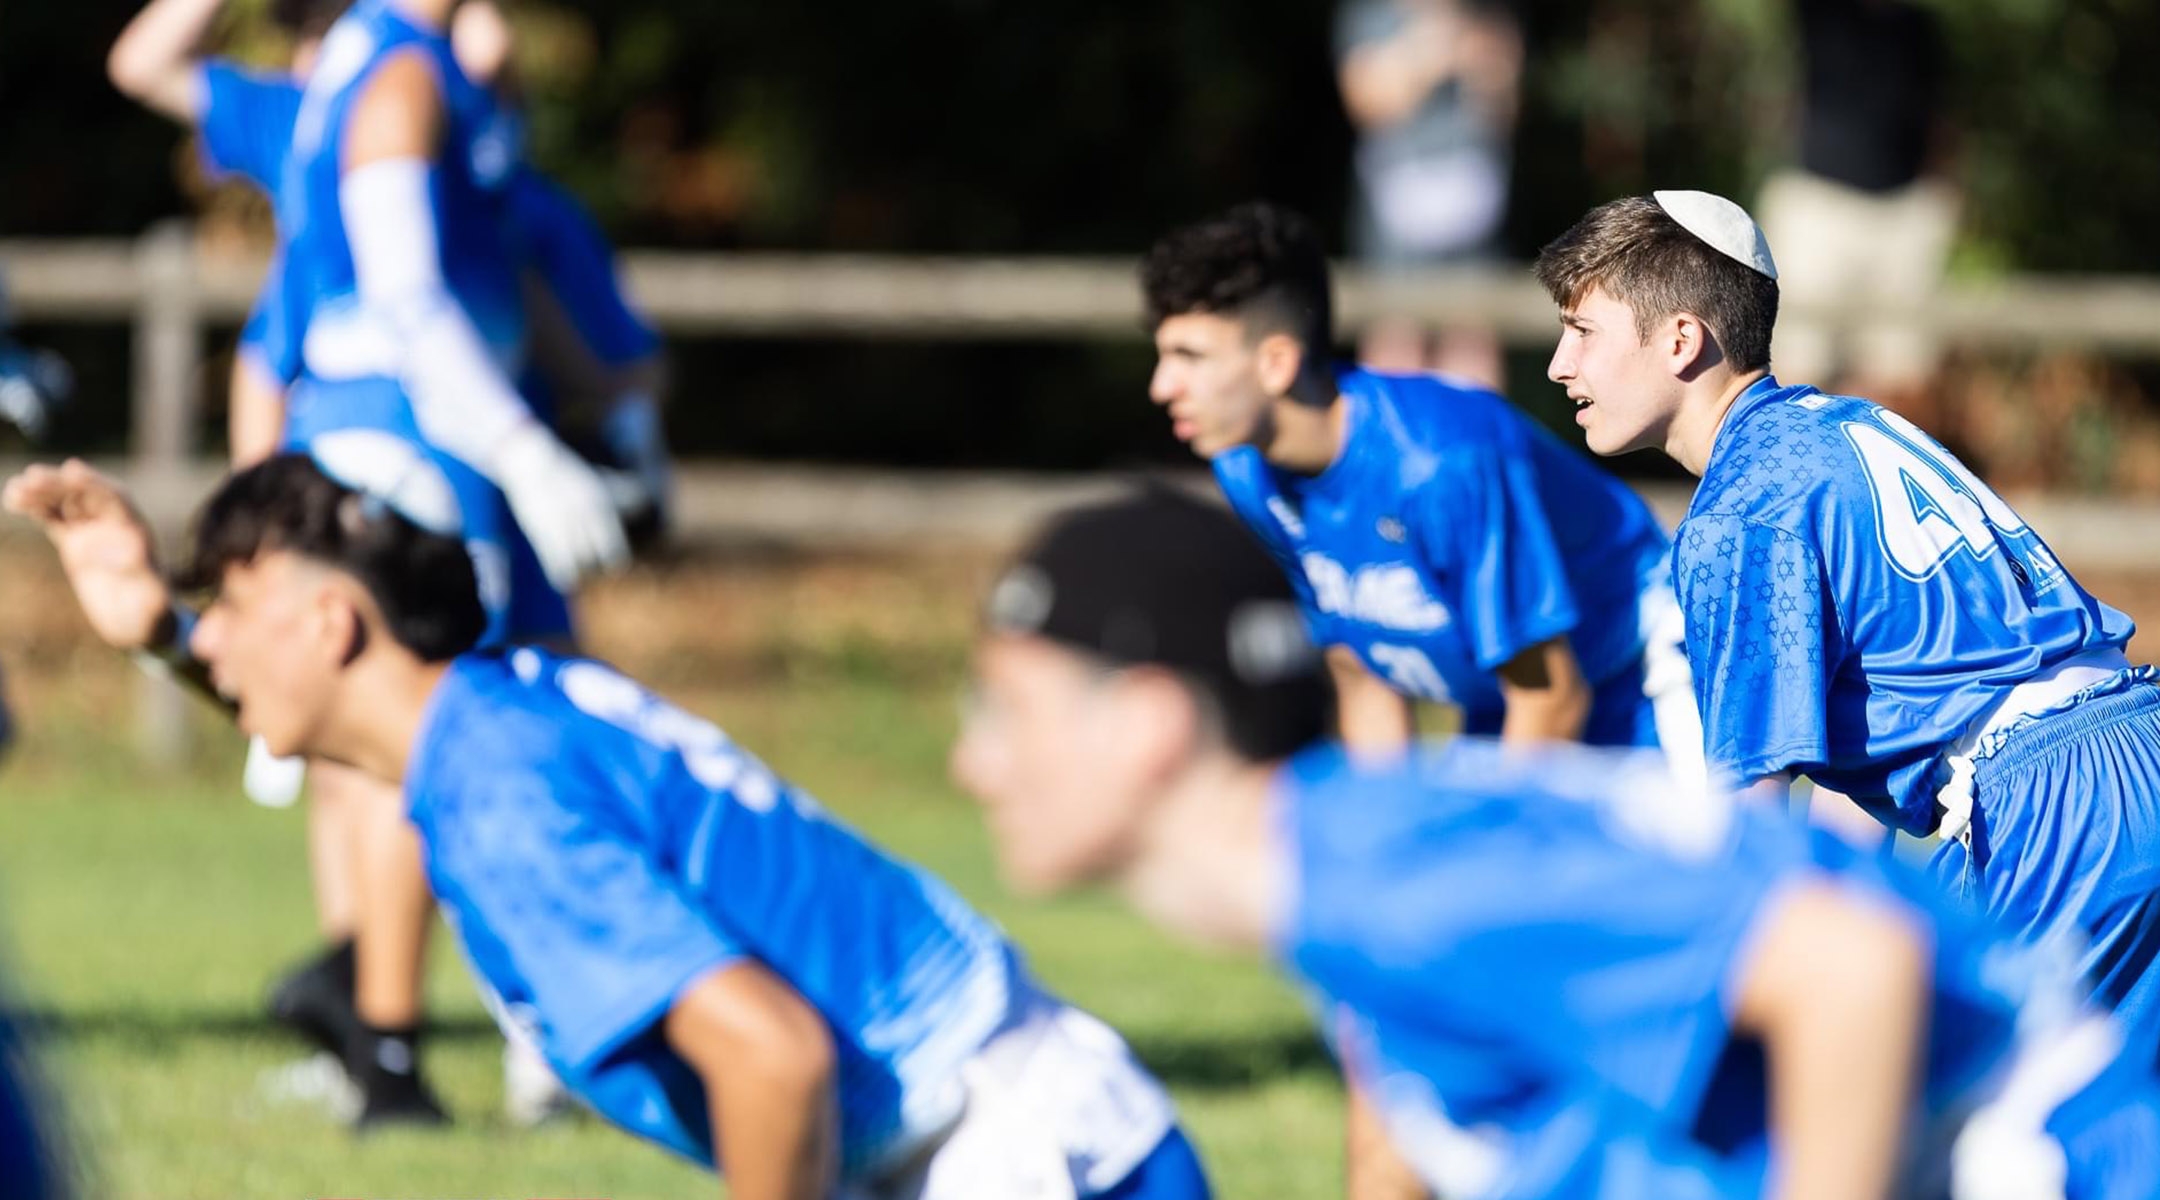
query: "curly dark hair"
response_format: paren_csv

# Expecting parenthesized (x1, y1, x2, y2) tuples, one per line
(1140, 201, 1334, 360)
(181, 453, 486, 662)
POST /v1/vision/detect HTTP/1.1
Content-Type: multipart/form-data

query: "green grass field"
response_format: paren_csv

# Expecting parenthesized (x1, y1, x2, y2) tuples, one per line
(0, 545, 1346, 1199)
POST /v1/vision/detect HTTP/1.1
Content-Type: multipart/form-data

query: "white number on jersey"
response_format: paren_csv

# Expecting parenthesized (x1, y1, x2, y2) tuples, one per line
(1844, 410, 2031, 582)
(547, 655, 795, 814)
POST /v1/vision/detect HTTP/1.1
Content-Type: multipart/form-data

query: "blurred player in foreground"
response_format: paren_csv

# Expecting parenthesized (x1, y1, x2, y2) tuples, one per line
(3, 453, 1209, 1200)
(1142, 203, 1699, 776)
(1536, 192, 2160, 1057)
(952, 486, 2160, 1200)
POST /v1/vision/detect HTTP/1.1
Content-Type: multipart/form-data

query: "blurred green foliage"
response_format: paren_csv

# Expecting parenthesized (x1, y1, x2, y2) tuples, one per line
(4, 0, 2154, 270)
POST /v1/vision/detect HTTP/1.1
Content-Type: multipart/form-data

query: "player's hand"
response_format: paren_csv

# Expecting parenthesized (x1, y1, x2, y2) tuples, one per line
(492, 422, 629, 591)
(1, 459, 173, 649)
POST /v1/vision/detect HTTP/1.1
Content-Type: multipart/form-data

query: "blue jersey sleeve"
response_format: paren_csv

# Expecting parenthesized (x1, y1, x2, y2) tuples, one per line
(1415, 449, 1579, 671)
(426, 769, 744, 1072)
(1676, 515, 1838, 784)
(503, 170, 658, 367)
(195, 60, 302, 190)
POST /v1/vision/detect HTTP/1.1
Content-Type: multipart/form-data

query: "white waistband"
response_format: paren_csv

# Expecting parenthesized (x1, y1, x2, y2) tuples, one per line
(1949, 647, 2133, 760)
(1934, 647, 2134, 843)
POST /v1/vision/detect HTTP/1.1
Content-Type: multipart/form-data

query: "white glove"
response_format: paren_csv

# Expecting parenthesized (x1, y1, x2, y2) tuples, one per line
(493, 421, 629, 591)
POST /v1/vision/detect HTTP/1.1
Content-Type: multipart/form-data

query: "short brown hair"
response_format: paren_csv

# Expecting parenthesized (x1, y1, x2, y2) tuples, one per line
(1533, 196, 1779, 372)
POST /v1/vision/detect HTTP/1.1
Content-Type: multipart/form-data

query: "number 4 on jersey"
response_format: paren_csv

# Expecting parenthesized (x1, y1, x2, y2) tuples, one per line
(1844, 409, 2058, 585)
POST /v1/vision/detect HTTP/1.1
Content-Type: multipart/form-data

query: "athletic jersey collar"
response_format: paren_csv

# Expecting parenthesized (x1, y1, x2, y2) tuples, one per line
(1276, 367, 1373, 503)
(404, 652, 484, 820)
(1704, 374, 1787, 469)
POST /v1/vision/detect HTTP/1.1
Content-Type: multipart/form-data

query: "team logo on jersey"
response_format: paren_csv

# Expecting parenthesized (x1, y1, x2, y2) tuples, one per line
(1376, 517, 1407, 543)
(1266, 496, 1306, 540)
(1300, 553, 1450, 631)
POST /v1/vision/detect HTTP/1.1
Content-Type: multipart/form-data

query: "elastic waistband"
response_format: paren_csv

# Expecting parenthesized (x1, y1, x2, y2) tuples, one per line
(1952, 648, 2134, 760)
(1976, 669, 2160, 780)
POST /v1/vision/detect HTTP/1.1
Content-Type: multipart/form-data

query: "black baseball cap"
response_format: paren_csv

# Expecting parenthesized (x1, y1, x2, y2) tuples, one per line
(987, 485, 1331, 760)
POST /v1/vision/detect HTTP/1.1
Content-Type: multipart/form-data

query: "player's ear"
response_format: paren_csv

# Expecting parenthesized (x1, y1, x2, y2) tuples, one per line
(1111, 668, 1206, 787)
(1254, 331, 1305, 399)
(1667, 311, 1719, 379)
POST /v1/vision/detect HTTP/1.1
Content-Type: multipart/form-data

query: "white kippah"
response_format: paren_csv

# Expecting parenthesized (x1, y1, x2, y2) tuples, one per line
(1652, 190, 1777, 280)
(308, 428, 465, 537)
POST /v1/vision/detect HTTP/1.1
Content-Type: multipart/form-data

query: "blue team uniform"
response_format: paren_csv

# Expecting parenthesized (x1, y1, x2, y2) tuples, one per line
(1678, 376, 2160, 1045)
(1279, 740, 2160, 1200)
(271, 0, 567, 644)
(404, 649, 1203, 1197)
(205, 37, 652, 635)
(1216, 368, 1685, 749)
(502, 169, 660, 423)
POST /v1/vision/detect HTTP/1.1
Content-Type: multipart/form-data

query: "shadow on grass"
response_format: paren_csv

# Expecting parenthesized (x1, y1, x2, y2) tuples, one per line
(18, 1007, 1338, 1090)
(1124, 1025, 1335, 1092)
(16, 1006, 503, 1047)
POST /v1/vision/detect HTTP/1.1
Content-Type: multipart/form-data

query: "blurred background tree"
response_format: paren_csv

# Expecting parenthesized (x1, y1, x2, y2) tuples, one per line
(3, 0, 2155, 473)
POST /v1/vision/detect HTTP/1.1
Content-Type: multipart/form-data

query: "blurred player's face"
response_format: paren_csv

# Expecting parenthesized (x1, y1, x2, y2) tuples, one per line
(952, 635, 1167, 895)
(190, 552, 354, 758)
(1547, 285, 1681, 457)
(451, 0, 514, 88)
(1150, 313, 1279, 458)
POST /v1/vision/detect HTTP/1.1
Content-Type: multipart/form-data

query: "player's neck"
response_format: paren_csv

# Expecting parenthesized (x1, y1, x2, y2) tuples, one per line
(1262, 392, 1349, 477)
(313, 656, 456, 787)
(1120, 753, 1287, 954)
(1667, 368, 1770, 476)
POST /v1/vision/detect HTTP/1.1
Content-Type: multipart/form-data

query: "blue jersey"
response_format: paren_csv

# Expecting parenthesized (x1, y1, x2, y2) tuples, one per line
(503, 170, 658, 369)
(197, 59, 302, 191)
(1679, 377, 2133, 831)
(406, 650, 1020, 1178)
(1277, 740, 2068, 1199)
(278, 0, 527, 392)
(1216, 368, 1671, 732)
(197, 59, 308, 390)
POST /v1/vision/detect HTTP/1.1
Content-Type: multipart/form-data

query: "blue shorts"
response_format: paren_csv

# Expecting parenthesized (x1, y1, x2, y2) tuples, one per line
(1930, 677, 2160, 1064)
(284, 376, 574, 647)
(2053, 1049, 2160, 1200)
(1091, 1127, 1210, 1200)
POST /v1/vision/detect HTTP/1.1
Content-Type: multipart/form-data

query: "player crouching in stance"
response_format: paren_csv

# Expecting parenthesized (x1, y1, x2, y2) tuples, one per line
(951, 487, 2160, 1200)
(3, 454, 1208, 1200)
(1536, 192, 2160, 1060)
(1141, 203, 1699, 775)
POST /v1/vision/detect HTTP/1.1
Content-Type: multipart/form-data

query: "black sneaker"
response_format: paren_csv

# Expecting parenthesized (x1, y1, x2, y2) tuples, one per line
(354, 1078, 451, 1132)
(350, 1023, 452, 1132)
(265, 940, 360, 1060)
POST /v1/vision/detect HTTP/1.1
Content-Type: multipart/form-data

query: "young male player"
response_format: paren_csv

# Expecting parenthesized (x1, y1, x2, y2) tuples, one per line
(1534, 192, 2160, 1054)
(1141, 203, 1698, 772)
(952, 486, 2160, 1200)
(4, 451, 1210, 1200)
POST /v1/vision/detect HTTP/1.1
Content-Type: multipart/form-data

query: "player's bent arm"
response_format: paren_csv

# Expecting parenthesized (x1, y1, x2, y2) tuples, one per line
(665, 960, 838, 1200)
(106, 0, 224, 121)
(1329, 646, 1416, 759)
(1731, 879, 1928, 1200)
(228, 352, 287, 469)
(342, 52, 625, 588)
(1494, 636, 1591, 746)
(1337, 10, 1460, 130)
(1802, 782, 1890, 849)
(1346, 1083, 1433, 1200)
(1, 461, 228, 707)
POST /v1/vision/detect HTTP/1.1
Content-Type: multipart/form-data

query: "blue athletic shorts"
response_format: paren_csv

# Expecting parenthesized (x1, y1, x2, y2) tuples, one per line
(1930, 674, 2160, 1065)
